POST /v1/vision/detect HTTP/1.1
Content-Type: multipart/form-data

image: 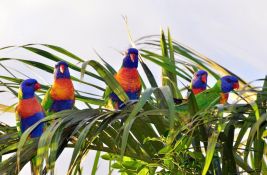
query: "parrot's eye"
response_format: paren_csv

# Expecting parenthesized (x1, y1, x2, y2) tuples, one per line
(226, 79, 231, 83)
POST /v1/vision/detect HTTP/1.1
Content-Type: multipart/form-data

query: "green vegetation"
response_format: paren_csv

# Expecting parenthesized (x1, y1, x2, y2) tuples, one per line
(0, 29, 266, 175)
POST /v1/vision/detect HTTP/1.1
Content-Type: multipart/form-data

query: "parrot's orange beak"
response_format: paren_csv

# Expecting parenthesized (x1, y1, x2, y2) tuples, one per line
(130, 53, 135, 62)
(201, 75, 207, 83)
(34, 83, 41, 90)
(233, 82, 239, 89)
(60, 64, 65, 74)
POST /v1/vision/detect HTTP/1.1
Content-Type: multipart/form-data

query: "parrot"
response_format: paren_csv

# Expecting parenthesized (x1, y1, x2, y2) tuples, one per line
(41, 61, 75, 115)
(174, 70, 208, 104)
(16, 78, 45, 174)
(109, 48, 142, 109)
(16, 79, 45, 138)
(191, 70, 208, 95)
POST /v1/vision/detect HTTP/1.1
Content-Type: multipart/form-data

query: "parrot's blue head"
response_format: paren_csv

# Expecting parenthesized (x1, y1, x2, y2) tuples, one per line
(20, 79, 41, 99)
(192, 70, 208, 89)
(122, 48, 139, 68)
(54, 61, 71, 79)
(221, 75, 239, 93)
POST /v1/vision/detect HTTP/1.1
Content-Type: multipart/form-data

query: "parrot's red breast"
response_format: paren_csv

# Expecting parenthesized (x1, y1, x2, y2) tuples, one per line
(17, 97, 43, 118)
(192, 88, 205, 95)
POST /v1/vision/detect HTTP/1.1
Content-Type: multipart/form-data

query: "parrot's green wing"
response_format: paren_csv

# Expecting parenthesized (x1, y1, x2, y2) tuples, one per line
(175, 80, 222, 112)
(175, 80, 222, 126)
(195, 80, 221, 110)
(41, 87, 54, 115)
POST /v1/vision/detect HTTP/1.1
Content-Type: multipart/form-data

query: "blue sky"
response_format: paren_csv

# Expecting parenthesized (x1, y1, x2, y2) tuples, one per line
(0, 0, 266, 174)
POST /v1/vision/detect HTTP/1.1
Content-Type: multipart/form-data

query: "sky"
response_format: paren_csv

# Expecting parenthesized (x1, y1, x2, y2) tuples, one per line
(0, 0, 267, 174)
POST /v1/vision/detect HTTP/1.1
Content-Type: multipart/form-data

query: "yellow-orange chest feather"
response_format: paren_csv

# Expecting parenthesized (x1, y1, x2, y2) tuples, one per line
(50, 79, 75, 100)
(115, 68, 141, 92)
(220, 93, 229, 104)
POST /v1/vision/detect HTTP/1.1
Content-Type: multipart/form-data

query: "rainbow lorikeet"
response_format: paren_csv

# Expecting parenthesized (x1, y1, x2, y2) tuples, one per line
(191, 70, 208, 95)
(42, 61, 75, 115)
(16, 79, 45, 138)
(109, 48, 142, 109)
(16, 79, 45, 175)
(174, 70, 208, 104)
